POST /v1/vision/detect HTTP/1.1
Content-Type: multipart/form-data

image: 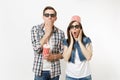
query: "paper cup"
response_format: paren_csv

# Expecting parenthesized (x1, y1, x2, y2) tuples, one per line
(42, 44, 50, 56)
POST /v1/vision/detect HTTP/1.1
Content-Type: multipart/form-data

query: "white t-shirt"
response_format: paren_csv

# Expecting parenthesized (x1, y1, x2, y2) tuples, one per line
(42, 43, 51, 71)
(66, 50, 91, 78)
(42, 36, 53, 71)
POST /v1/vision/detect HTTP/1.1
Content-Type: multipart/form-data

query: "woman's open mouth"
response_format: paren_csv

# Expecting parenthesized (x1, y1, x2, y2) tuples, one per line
(72, 31, 78, 38)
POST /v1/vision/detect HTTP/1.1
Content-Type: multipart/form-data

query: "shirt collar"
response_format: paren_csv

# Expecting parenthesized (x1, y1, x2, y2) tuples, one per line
(41, 23, 58, 33)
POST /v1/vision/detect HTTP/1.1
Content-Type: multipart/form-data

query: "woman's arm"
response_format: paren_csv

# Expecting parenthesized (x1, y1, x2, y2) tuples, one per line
(77, 30, 93, 61)
(62, 44, 73, 61)
(78, 42, 93, 61)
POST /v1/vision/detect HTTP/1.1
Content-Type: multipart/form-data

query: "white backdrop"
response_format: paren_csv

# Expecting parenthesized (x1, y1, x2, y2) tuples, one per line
(0, 0, 120, 80)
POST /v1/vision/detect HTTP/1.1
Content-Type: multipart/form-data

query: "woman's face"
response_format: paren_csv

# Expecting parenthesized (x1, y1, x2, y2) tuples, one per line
(70, 21, 81, 38)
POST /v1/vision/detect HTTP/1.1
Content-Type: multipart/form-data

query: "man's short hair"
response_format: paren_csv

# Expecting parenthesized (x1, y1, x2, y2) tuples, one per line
(43, 6, 57, 16)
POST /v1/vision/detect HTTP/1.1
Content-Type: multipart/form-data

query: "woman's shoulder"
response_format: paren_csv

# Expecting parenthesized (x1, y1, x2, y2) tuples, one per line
(83, 37, 92, 44)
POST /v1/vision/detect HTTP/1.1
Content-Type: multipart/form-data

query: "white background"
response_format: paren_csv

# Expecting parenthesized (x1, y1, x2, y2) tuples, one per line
(0, 0, 120, 80)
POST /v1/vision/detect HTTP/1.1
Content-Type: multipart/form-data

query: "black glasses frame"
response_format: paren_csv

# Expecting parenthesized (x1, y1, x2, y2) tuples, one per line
(43, 13, 56, 17)
(70, 25, 80, 29)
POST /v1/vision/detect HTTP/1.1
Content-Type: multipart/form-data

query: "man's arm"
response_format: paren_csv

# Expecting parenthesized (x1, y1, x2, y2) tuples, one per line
(31, 26, 43, 54)
(45, 53, 63, 62)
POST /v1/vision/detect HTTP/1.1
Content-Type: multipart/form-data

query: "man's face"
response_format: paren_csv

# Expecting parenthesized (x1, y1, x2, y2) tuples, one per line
(43, 9, 57, 23)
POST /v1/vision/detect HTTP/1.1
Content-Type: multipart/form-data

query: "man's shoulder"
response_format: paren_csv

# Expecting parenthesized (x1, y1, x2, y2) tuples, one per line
(32, 24, 44, 30)
(54, 26, 64, 33)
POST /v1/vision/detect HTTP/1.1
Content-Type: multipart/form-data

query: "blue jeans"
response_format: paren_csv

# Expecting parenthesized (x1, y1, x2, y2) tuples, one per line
(66, 75, 92, 80)
(34, 71, 59, 80)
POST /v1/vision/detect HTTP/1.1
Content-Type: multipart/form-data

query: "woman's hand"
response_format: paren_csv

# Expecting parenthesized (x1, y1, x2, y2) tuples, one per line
(70, 31, 74, 44)
(78, 29, 82, 42)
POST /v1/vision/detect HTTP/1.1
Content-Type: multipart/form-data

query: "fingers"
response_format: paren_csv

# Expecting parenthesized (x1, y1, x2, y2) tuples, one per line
(43, 53, 54, 62)
(80, 29, 82, 35)
(69, 31, 71, 36)
(78, 29, 82, 41)
(79, 29, 82, 37)
(43, 54, 49, 59)
(69, 31, 74, 43)
(44, 21, 53, 35)
(69, 31, 73, 37)
(45, 21, 53, 28)
(69, 31, 72, 39)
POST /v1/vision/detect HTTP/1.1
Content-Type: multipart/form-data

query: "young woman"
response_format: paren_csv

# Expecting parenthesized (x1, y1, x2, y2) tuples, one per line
(63, 15, 93, 80)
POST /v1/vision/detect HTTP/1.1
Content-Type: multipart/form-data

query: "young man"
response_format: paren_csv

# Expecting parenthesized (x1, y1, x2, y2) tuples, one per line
(31, 6, 65, 80)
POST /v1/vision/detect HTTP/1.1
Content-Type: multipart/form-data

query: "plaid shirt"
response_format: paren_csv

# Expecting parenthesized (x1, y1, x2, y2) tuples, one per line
(31, 23, 65, 78)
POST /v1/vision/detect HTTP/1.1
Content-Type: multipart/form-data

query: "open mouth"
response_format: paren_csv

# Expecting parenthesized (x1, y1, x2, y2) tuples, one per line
(73, 32, 77, 35)
(72, 32, 78, 38)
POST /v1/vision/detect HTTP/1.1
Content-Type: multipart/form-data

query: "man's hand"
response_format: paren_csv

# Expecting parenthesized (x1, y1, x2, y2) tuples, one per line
(43, 53, 55, 62)
(44, 21, 53, 38)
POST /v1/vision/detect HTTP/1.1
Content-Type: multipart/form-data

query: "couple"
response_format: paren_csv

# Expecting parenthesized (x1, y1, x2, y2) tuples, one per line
(31, 6, 93, 80)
